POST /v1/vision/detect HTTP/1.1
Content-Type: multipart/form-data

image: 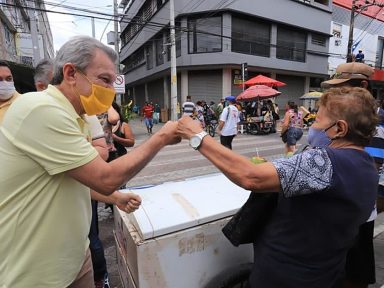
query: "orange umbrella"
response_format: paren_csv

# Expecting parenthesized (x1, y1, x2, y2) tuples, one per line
(244, 74, 286, 87)
(237, 85, 281, 101)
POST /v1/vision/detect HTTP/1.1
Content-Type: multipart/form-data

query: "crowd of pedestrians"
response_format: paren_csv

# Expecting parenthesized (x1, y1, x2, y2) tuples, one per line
(0, 34, 383, 288)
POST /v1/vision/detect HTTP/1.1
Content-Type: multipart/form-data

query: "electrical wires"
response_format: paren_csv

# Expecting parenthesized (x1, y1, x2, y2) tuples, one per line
(1, 0, 345, 59)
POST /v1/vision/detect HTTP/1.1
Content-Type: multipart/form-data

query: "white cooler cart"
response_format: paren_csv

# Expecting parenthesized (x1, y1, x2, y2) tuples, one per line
(114, 173, 254, 288)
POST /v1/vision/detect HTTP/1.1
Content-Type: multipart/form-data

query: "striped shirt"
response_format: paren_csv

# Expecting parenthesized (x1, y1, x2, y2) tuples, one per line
(182, 101, 195, 116)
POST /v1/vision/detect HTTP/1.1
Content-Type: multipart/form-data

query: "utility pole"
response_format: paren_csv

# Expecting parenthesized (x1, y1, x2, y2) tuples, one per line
(347, 0, 384, 63)
(346, 0, 357, 62)
(241, 63, 247, 92)
(113, 0, 123, 105)
(170, 0, 178, 121)
(91, 17, 95, 38)
(28, 3, 40, 66)
(114, 0, 120, 73)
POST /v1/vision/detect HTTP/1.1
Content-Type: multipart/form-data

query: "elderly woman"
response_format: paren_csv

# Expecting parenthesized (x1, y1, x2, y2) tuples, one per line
(177, 87, 378, 288)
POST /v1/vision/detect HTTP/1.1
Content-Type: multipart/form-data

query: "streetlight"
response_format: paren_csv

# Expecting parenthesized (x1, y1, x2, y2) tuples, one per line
(347, 0, 384, 62)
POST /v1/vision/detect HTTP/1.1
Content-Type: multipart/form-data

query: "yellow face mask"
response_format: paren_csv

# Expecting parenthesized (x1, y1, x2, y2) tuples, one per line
(76, 70, 116, 116)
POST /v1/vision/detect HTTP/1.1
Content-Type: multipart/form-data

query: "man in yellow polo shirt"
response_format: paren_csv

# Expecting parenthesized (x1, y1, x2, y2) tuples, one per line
(0, 35, 180, 288)
(0, 60, 19, 123)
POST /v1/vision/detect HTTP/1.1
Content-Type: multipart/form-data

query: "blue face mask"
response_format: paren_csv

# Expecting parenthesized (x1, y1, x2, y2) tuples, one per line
(307, 123, 336, 148)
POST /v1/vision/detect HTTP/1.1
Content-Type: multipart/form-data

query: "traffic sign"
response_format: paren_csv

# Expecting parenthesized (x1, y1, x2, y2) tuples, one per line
(114, 74, 125, 94)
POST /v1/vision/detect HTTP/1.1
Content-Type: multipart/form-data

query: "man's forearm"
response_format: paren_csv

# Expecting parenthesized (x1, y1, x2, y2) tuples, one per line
(67, 135, 166, 195)
(109, 133, 166, 187)
(91, 189, 118, 204)
(68, 122, 179, 195)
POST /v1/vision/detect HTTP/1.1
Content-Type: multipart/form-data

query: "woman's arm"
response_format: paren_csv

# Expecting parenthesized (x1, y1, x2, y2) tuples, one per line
(280, 111, 291, 135)
(107, 106, 120, 125)
(112, 122, 135, 147)
(177, 117, 281, 192)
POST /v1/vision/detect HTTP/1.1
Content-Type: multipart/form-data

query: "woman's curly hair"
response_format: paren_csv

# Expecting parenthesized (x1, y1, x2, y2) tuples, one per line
(319, 87, 378, 146)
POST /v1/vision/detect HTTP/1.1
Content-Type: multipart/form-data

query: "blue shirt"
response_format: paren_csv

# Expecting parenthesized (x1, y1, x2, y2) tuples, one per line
(248, 147, 377, 288)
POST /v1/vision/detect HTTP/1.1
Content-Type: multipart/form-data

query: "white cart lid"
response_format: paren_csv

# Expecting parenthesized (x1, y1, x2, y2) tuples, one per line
(121, 173, 250, 240)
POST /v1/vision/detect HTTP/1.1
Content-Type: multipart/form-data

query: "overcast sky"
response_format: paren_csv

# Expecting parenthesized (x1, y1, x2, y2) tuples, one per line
(47, 0, 116, 52)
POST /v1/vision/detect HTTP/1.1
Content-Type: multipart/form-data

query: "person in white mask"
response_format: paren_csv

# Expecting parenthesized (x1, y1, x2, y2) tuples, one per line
(0, 60, 18, 124)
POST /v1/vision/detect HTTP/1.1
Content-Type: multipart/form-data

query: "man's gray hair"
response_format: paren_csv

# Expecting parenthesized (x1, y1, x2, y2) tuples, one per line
(34, 59, 53, 85)
(51, 35, 117, 85)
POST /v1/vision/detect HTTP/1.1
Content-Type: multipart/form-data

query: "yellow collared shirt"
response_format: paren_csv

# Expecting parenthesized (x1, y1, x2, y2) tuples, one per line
(0, 85, 98, 288)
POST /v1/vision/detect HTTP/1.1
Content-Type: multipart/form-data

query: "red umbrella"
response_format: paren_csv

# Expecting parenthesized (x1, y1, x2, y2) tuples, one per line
(237, 85, 281, 101)
(244, 74, 286, 87)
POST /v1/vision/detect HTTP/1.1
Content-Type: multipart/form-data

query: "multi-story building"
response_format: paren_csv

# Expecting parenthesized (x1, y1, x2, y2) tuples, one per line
(0, 0, 54, 92)
(329, 0, 384, 98)
(119, 0, 332, 111)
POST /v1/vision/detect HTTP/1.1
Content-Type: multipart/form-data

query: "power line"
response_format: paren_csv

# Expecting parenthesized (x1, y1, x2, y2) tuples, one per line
(2, 1, 348, 59)
(353, 6, 384, 48)
(2, 1, 170, 30)
(29, 0, 246, 38)
(15, 0, 312, 47)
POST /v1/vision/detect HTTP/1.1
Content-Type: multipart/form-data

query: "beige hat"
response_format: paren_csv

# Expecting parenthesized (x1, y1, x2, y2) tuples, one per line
(321, 62, 374, 87)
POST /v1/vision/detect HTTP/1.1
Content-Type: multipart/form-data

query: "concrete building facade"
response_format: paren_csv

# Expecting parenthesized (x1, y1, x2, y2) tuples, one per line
(0, 0, 54, 92)
(119, 0, 332, 111)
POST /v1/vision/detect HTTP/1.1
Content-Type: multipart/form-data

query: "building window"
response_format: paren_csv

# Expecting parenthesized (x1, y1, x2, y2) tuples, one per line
(125, 48, 145, 72)
(142, 1, 152, 22)
(310, 77, 325, 89)
(314, 0, 329, 5)
(332, 23, 342, 38)
(176, 21, 181, 57)
(295, 0, 329, 4)
(311, 33, 326, 46)
(164, 30, 171, 61)
(4, 25, 11, 43)
(156, 0, 163, 10)
(232, 16, 270, 57)
(188, 16, 222, 54)
(2, 20, 15, 53)
(332, 23, 342, 47)
(277, 26, 307, 62)
(146, 44, 153, 70)
(121, 0, 156, 47)
(155, 35, 164, 66)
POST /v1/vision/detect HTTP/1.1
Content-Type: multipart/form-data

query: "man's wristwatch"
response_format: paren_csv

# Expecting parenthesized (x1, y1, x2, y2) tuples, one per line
(189, 131, 208, 150)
